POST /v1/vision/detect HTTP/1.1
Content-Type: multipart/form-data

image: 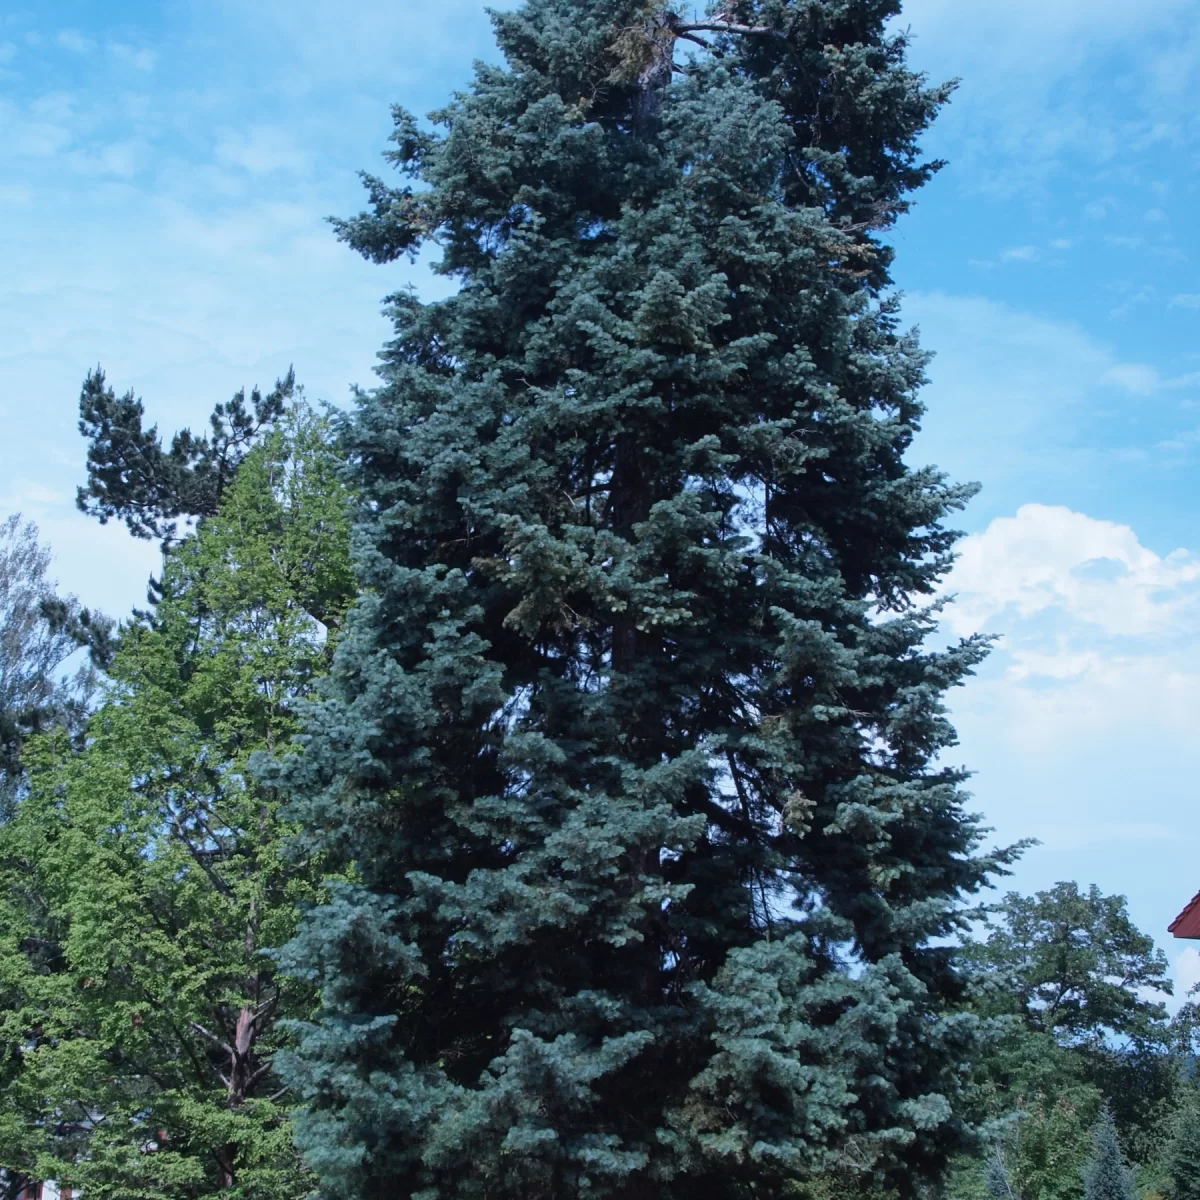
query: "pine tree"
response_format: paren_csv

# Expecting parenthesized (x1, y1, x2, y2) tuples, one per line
(1167, 1102, 1200, 1200)
(274, 2, 1013, 1197)
(1083, 1110, 1136, 1200)
(76, 366, 295, 544)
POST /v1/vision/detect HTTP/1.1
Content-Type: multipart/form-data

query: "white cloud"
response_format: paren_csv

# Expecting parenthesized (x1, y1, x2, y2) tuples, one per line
(108, 42, 157, 72)
(945, 503, 1200, 641)
(214, 126, 310, 175)
(1001, 244, 1039, 262)
(54, 29, 93, 55)
(1171, 293, 1200, 308)
(1172, 945, 1200, 1006)
(938, 505, 1200, 953)
(941, 505, 1200, 826)
(0, 42, 16, 65)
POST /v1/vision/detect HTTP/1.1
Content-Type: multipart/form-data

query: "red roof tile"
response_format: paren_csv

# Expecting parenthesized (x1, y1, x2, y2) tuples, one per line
(1170, 890, 1200, 939)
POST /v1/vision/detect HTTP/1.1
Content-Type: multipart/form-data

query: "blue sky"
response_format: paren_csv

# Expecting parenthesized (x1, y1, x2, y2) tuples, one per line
(3, 0, 1200, 991)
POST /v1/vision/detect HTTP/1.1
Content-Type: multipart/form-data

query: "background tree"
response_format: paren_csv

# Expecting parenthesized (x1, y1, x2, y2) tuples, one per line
(966, 1095, 1098, 1200)
(1164, 1102, 1200, 1200)
(948, 884, 1187, 1200)
(0, 513, 110, 815)
(961, 883, 1171, 1046)
(0, 407, 353, 1198)
(76, 367, 295, 545)
(961, 883, 1175, 1168)
(1083, 1110, 1136, 1200)
(272, 1, 1017, 1198)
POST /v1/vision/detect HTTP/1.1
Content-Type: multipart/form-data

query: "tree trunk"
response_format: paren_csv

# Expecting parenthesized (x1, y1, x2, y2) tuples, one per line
(609, 433, 650, 674)
(631, 11, 679, 136)
(215, 1005, 259, 1187)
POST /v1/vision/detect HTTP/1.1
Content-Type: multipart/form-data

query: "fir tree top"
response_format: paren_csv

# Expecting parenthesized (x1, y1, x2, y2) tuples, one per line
(1083, 1109, 1136, 1200)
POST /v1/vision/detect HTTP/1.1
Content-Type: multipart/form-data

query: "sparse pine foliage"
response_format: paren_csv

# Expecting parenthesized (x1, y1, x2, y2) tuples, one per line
(77, 366, 295, 545)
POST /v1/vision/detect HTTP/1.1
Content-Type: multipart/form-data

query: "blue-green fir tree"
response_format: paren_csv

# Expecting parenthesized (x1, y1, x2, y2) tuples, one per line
(273, 2, 1014, 1196)
(1083, 1110, 1135, 1200)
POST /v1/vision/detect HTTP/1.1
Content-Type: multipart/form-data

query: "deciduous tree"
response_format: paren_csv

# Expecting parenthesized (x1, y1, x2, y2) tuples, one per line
(0, 514, 110, 815)
(0, 407, 352, 1198)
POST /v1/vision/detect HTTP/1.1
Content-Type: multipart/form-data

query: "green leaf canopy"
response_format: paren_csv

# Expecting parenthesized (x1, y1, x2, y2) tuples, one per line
(0, 408, 353, 1198)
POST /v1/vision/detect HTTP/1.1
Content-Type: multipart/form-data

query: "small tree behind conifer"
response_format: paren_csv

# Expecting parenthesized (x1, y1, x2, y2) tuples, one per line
(1084, 1109, 1136, 1200)
(1167, 1102, 1200, 1200)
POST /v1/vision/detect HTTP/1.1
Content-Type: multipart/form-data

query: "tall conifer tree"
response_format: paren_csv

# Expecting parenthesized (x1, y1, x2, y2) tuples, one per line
(276, 2, 1012, 1196)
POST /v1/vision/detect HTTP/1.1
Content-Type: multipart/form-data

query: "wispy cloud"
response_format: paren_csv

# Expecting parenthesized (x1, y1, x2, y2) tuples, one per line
(900, 0, 1200, 203)
(54, 29, 93, 54)
(1001, 244, 1039, 262)
(906, 292, 1179, 494)
(1105, 362, 1160, 393)
(214, 126, 311, 176)
(108, 42, 156, 71)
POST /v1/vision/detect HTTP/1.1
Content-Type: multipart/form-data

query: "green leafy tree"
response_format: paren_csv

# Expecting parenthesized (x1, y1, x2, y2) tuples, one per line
(961, 883, 1171, 1046)
(972, 1095, 1098, 1200)
(961, 883, 1175, 1166)
(0, 407, 353, 1198)
(273, 2, 1015, 1197)
(1083, 1110, 1136, 1200)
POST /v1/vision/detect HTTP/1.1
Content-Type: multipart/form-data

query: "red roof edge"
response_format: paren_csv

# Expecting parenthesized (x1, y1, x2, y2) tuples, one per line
(1170, 890, 1200, 939)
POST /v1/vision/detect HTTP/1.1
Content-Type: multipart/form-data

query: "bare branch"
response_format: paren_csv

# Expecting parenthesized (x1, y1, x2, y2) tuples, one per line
(677, 19, 778, 38)
(188, 1019, 231, 1052)
(247, 1061, 276, 1090)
